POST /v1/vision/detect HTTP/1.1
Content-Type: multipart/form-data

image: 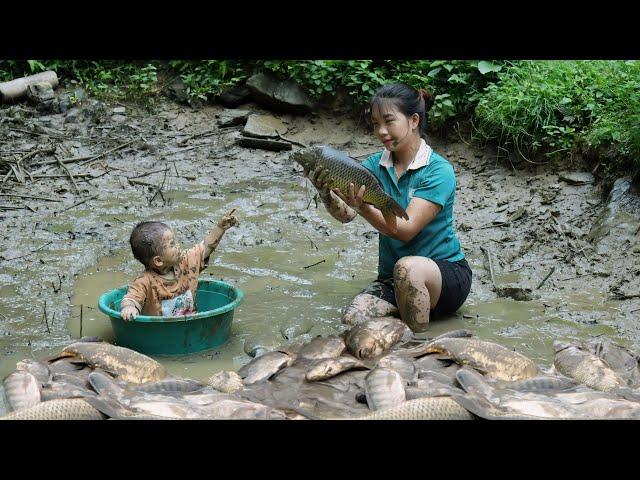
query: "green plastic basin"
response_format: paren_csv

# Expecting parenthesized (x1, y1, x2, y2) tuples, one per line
(98, 279, 244, 355)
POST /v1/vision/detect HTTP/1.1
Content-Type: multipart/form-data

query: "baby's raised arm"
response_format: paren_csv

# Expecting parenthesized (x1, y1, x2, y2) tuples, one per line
(203, 208, 239, 259)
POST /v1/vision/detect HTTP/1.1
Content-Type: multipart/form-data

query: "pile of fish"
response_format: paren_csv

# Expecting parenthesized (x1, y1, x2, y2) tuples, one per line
(2, 317, 640, 420)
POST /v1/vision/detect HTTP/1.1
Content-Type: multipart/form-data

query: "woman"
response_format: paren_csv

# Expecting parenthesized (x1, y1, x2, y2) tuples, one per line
(304, 83, 471, 332)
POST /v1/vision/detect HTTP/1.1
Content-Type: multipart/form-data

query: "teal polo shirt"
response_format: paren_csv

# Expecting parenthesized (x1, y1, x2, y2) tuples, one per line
(362, 144, 464, 280)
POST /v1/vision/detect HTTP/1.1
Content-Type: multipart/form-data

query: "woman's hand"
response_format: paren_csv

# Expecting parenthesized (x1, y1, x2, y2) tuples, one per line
(333, 183, 367, 212)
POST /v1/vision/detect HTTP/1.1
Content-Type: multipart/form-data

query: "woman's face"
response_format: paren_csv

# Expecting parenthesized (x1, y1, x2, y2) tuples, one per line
(370, 102, 419, 152)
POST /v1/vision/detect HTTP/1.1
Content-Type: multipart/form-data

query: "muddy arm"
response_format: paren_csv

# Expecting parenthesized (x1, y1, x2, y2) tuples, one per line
(319, 189, 358, 223)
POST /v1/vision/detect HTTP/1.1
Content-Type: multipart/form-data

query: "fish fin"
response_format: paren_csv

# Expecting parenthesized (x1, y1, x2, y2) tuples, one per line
(386, 198, 409, 221)
(381, 209, 398, 233)
(83, 396, 127, 420)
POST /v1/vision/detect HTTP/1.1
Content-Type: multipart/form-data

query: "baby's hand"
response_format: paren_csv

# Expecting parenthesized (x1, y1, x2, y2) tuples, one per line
(217, 208, 240, 231)
(121, 305, 139, 322)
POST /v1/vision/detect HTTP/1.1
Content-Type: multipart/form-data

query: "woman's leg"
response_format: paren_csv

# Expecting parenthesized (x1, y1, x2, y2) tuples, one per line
(393, 256, 442, 333)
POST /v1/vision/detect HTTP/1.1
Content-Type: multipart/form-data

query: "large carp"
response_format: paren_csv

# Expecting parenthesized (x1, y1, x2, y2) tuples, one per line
(0, 398, 104, 420)
(291, 146, 409, 230)
(55, 342, 167, 384)
(424, 337, 539, 381)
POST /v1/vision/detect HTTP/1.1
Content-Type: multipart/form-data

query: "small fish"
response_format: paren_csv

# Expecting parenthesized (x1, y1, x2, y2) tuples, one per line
(40, 382, 97, 402)
(0, 399, 104, 420)
(305, 355, 368, 382)
(376, 354, 416, 382)
(208, 371, 244, 393)
(491, 375, 578, 393)
(364, 367, 406, 411)
(345, 317, 410, 360)
(133, 377, 206, 395)
(291, 146, 409, 230)
(238, 351, 295, 385)
(297, 336, 346, 361)
(553, 342, 627, 392)
(2, 371, 41, 412)
(15, 359, 51, 385)
(586, 339, 640, 388)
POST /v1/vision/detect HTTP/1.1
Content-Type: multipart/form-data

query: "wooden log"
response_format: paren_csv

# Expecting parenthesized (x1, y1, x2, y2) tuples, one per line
(0, 71, 59, 104)
(236, 136, 292, 152)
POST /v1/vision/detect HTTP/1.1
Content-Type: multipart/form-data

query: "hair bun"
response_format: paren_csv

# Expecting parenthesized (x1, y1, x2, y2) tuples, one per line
(417, 88, 435, 112)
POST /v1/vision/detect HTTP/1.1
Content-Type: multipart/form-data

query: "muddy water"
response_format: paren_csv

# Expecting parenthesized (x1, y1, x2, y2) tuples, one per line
(61, 181, 629, 383)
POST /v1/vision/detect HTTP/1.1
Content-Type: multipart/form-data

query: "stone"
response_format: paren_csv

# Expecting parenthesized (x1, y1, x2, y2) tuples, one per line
(166, 77, 189, 105)
(242, 114, 287, 139)
(559, 171, 594, 185)
(111, 114, 127, 123)
(26, 81, 55, 104)
(246, 73, 314, 114)
(65, 107, 81, 124)
(217, 84, 252, 108)
(112, 106, 126, 114)
(217, 109, 251, 128)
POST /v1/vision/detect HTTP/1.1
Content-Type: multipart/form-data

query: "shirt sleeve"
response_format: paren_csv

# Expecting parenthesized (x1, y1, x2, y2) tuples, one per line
(412, 162, 456, 208)
(184, 241, 208, 275)
(122, 275, 148, 312)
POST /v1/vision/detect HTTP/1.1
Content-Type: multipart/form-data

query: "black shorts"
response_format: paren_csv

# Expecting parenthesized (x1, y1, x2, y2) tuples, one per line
(359, 258, 472, 318)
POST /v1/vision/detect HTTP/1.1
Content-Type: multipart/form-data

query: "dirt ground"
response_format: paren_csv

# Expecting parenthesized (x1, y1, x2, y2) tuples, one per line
(1, 89, 640, 378)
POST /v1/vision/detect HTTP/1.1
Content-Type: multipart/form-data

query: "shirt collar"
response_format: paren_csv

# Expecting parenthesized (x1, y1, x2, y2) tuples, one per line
(379, 139, 432, 170)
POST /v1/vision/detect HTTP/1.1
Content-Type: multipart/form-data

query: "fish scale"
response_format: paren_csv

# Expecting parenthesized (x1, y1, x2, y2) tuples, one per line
(0, 398, 104, 420)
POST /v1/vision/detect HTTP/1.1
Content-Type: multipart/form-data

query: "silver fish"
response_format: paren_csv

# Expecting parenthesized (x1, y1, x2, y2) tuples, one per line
(133, 377, 206, 395)
(345, 317, 410, 359)
(40, 382, 97, 401)
(16, 359, 51, 384)
(3, 371, 41, 412)
(553, 341, 627, 392)
(238, 351, 295, 385)
(586, 339, 640, 388)
(297, 336, 346, 361)
(364, 367, 406, 411)
(305, 355, 368, 382)
(376, 354, 416, 382)
(208, 371, 244, 393)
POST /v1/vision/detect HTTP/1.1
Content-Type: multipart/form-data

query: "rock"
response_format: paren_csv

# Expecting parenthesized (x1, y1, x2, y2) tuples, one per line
(217, 109, 251, 128)
(166, 77, 190, 105)
(65, 107, 81, 124)
(112, 106, 126, 115)
(217, 84, 252, 108)
(26, 82, 55, 104)
(495, 285, 536, 301)
(242, 114, 287, 138)
(82, 99, 108, 124)
(246, 73, 314, 114)
(559, 171, 594, 185)
(111, 114, 127, 124)
(236, 136, 292, 152)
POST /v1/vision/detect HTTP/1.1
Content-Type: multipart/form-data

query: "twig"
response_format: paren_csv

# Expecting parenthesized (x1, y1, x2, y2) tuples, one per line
(54, 194, 98, 215)
(303, 259, 326, 269)
(2, 241, 52, 261)
(306, 235, 319, 251)
(480, 246, 496, 290)
(43, 302, 50, 334)
(80, 304, 83, 338)
(0, 193, 61, 202)
(79, 140, 136, 167)
(148, 168, 169, 206)
(57, 157, 80, 194)
(535, 267, 556, 290)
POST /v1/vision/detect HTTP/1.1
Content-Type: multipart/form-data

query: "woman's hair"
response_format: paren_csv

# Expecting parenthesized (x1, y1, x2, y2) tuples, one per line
(130, 221, 171, 268)
(368, 83, 435, 139)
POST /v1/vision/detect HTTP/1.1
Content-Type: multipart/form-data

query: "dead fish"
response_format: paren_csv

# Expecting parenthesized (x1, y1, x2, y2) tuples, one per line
(208, 371, 244, 393)
(238, 351, 295, 385)
(298, 336, 346, 361)
(0, 398, 104, 420)
(425, 337, 539, 381)
(586, 339, 640, 388)
(305, 355, 369, 382)
(553, 341, 627, 392)
(394, 330, 474, 358)
(491, 375, 578, 393)
(198, 398, 289, 420)
(243, 339, 271, 358)
(280, 321, 314, 341)
(133, 377, 206, 395)
(40, 382, 97, 401)
(48, 357, 86, 374)
(16, 359, 51, 384)
(300, 397, 474, 420)
(3, 371, 41, 412)
(376, 354, 416, 382)
(345, 317, 410, 360)
(364, 367, 406, 411)
(57, 342, 167, 384)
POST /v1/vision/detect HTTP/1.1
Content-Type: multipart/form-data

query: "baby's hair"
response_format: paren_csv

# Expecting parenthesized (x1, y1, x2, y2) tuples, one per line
(129, 221, 171, 268)
(367, 83, 435, 140)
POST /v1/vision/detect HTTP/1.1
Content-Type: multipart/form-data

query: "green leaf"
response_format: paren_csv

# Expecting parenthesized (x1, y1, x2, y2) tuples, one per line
(477, 61, 502, 75)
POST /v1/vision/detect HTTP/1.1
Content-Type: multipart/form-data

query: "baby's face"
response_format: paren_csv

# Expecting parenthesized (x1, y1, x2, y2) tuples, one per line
(158, 229, 183, 268)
